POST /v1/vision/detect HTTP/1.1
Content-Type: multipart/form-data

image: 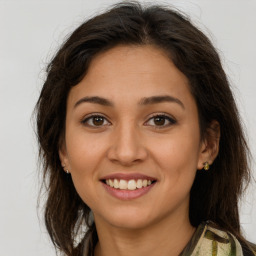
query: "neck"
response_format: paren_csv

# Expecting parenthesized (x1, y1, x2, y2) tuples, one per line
(94, 212, 195, 256)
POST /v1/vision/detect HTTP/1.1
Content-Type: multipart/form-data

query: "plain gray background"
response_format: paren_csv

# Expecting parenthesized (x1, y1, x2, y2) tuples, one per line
(0, 0, 255, 255)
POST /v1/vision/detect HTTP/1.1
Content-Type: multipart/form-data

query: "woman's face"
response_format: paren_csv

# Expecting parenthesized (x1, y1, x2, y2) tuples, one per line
(60, 45, 208, 230)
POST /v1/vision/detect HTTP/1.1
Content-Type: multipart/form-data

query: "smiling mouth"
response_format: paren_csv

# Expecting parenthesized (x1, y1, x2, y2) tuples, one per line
(102, 179, 157, 190)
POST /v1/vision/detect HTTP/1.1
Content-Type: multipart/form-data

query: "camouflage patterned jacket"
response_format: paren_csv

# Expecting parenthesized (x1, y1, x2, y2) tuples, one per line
(180, 221, 256, 256)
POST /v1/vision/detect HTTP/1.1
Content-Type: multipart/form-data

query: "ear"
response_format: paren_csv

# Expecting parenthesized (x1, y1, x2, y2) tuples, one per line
(58, 139, 71, 173)
(197, 120, 220, 170)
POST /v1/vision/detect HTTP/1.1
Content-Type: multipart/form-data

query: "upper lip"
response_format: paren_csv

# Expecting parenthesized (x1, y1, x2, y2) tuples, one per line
(100, 173, 157, 181)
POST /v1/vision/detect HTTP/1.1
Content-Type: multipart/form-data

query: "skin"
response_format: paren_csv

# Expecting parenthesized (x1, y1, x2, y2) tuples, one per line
(59, 45, 219, 256)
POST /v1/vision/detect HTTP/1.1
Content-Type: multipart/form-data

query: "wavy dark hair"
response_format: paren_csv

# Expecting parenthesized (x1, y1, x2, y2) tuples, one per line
(36, 2, 252, 255)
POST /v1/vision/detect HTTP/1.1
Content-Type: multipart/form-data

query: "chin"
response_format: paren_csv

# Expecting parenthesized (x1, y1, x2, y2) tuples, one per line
(94, 206, 163, 230)
(110, 217, 154, 230)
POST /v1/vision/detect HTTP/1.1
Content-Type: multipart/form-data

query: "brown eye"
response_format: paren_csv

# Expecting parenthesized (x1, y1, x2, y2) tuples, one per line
(145, 114, 176, 128)
(82, 115, 110, 127)
(92, 116, 104, 126)
(153, 116, 166, 126)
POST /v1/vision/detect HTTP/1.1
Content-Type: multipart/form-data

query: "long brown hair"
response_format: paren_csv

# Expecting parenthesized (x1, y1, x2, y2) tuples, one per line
(36, 2, 251, 255)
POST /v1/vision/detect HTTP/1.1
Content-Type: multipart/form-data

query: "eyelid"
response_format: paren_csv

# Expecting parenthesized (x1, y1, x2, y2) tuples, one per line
(144, 113, 177, 128)
(81, 113, 111, 127)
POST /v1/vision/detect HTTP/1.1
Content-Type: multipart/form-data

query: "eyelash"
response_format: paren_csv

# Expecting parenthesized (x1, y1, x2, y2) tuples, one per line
(145, 114, 176, 128)
(81, 114, 111, 128)
(81, 113, 176, 129)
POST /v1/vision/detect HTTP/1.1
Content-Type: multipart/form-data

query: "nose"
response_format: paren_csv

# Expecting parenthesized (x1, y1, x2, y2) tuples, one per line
(107, 123, 148, 166)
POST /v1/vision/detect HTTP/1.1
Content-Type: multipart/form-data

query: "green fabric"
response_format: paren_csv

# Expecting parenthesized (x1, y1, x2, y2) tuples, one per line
(179, 221, 254, 256)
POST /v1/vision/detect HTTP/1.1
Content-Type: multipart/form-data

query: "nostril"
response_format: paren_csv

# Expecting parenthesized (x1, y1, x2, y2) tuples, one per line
(106, 137, 148, 165)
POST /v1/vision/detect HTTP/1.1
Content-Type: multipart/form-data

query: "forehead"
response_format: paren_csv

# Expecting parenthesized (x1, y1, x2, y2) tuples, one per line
(88, 45, 189, 87)
(68, 45, 194, 108)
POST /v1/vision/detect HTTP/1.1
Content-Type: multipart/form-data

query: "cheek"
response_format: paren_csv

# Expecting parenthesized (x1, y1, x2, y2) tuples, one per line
(64, 133, 103, 201)
(66, 137, 103, 207)
(150, 128, 201, 184)
(65, 129, 105, 172)
(150, 133, 200, 208)
(152, 132, 200, 166)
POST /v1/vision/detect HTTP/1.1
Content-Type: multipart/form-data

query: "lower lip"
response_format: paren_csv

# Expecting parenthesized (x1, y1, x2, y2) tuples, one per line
(102, 182, 156, 200)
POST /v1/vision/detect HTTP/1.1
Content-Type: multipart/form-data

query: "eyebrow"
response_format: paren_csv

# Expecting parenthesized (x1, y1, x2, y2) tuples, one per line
(139, 95, 185, 109)
(74, 96, 114, 108)
(74, 95, 184, 109)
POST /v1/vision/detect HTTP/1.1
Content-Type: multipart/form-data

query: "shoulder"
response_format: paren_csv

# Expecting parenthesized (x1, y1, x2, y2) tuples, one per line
(207, 222, 256, 256)
(183, 221, 256, 256)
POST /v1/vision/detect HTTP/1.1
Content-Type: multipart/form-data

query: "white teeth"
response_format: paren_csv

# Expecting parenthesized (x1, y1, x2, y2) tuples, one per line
(128, 180, 137, 190)
(137, 179, 143, 189)
(109, 179, 114, 188)
(105, 178, 154, 190)
(114, 179, 119, 189)
(142, 179, 148, 187)
(119, 179, 128, 189)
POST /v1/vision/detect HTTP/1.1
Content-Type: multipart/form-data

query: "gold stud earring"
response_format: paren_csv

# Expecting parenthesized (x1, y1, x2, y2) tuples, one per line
(203, 162, 210, 171)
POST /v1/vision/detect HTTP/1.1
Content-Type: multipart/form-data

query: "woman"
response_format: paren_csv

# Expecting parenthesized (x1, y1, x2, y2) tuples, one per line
(36, 2, 256, 256)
